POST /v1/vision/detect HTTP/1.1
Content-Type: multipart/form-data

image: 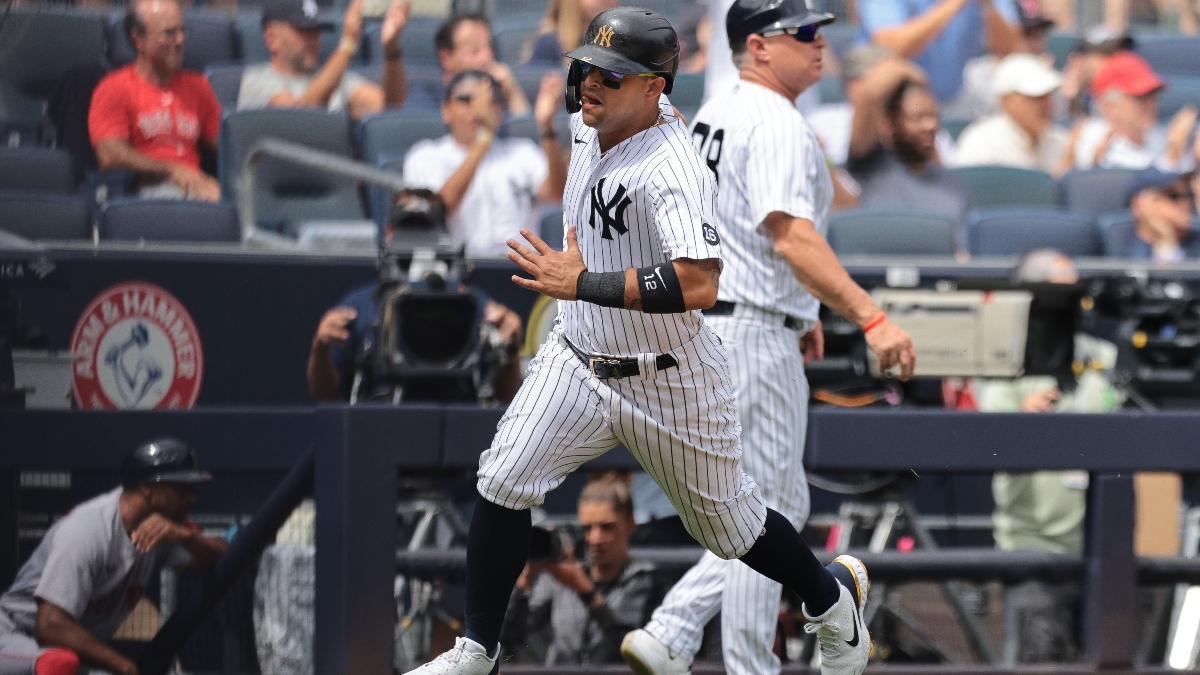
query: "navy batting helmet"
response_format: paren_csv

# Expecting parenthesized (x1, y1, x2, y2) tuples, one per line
(121, 437, 212, 488)
(726, 0, 835, 50)
(563, 7, 680, 112)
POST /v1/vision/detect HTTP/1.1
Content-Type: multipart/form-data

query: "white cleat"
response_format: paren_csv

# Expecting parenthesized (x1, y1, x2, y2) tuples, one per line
(402, 637, 498, 675)
(804, 554, 871, 675)
(621, 628, 692, 675)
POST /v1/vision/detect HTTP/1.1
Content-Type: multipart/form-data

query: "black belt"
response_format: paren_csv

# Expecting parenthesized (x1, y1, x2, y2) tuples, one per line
(564, 338, 678, 380)
(703, 300, 807, 331)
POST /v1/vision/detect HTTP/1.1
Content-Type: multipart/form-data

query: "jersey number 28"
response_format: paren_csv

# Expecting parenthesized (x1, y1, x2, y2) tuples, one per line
(691, 123, 724, 181)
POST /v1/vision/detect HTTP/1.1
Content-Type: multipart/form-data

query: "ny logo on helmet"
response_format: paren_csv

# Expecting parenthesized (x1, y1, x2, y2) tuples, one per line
(589, 177, 632, 240)
(594, 25, 615, 47)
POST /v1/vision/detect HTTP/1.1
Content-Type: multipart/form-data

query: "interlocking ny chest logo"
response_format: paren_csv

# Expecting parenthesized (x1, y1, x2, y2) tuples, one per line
(589, 177, 632, 240)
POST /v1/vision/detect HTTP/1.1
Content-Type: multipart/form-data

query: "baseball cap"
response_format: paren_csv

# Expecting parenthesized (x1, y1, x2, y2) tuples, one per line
(1126, 167, 1194, 204)
(1076, 25, 1135, 55)
(1092, 52, 1165, 98)
(121, 438, 212, 488)
(262, 0, 334, 31)
(842, 44, 894, 82)
(726, 0, 835, 49)
(1016, 0, 1054, 31)
(992, 53, 1062, 97)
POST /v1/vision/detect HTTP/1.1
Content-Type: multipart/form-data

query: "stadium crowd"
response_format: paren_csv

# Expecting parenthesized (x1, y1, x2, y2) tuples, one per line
(2, 0, 1200, 260)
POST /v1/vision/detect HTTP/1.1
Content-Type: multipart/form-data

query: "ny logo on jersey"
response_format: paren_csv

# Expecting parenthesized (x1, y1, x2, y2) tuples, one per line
(594, 25, 615, 47)
(589, 177, 632, 240)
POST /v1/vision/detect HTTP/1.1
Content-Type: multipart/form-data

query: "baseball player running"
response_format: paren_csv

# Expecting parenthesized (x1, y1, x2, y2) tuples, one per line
(405, 7, 873, 675)
(620, 2, 916, 675)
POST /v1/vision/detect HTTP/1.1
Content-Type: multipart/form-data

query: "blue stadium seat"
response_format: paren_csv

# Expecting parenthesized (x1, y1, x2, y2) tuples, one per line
(0, 83, 52, 147)
(0, 147, 74, 193)
(396, 17, 443, 66)
(358, 109, 447, 166)
(818, 75, 845, 104)
(540, 207, 564, 251)
(495, 23, 538, 65)
(491, 0, 546, 23)
(952, 165, 1058, 209)
(1138, 35, 1200, 77)
(108, 10, 239, 72)
(368, 159, 404, 230)
(1046, 32, 1078, 70)
(500, 114, 571, 144)
(669, 73, 705, 119)
(206, 64, 244, 111)
(827, 209, 957, 256)
(0, 192, 91, 240)
(219, 109, 365, 231)
(821, 23, 858, 61)
(512, 65, 556, 107)
(0, 11, 108, 101)
(1159, 75, 1200, 121)
(100, 198, 240, 242)
(967, 207, 1099, 256)
(1098, 210, 1138, 256)
(1059, 168, 1138, 218)
(942, 118, 971, 140)
(629, 0, 690, 23)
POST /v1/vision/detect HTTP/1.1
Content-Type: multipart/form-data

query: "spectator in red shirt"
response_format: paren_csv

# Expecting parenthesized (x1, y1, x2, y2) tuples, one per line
(89, 0, 222, 201)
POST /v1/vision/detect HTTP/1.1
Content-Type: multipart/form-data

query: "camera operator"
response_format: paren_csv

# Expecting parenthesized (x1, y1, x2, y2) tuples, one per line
(500, 478, 662, 666)
(0, 439, 227, 675)
(975, 250, 1122, 664)
(307, 188, 524, 404)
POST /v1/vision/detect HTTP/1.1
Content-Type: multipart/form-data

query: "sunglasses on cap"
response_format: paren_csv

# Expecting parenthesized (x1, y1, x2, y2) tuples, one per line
(578, 62, 658, 89)
(759, 24, 821, 43)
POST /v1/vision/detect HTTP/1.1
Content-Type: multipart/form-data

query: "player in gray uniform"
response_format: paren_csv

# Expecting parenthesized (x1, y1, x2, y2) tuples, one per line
(0, 439, 227, 675)
(620, 2, 916, 675)
(406, 8, 873, 675)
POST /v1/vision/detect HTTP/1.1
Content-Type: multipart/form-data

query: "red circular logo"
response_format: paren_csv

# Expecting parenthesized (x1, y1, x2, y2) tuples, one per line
(70, 282, 204, 409)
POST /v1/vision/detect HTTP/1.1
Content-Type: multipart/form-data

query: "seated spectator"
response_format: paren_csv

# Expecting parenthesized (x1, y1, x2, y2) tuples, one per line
(433, 15, 529, 117)
(308, 188, 524, 403)
(524, 0, 618, 66)
(89, 0, 221, 201)
(402, 70, 567, 257)
(1108, 168, 1200, 261)
(1066, 52, 1197, 172)
(501, 478, 663, 665)
(858, 0, 1020, 103)
(846, 76, 969, 250)
(978, 250, 1119, 663)
(0, 438, 227, 675)
(237, 0, 407, 120)
(944, 0, 1056, 119)
(956, 53, 1068, 174)
(1060, 26, 1134, 120)
(808, 46, 957, 167)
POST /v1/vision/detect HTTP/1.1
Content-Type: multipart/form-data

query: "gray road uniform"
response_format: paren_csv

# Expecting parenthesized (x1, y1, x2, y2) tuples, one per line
(0, 488, 191, 675)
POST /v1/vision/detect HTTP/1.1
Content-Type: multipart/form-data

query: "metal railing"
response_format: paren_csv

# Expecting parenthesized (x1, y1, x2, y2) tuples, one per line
(236, 137, 407, 242)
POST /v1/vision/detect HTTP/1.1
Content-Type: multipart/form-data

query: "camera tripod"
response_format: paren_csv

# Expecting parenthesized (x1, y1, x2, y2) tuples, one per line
(826, 485, 996, 665)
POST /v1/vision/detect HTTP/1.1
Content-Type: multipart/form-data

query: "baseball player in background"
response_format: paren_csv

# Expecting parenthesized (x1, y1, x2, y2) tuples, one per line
(405, 7, 872, 675)
(620, 1, 916, 674)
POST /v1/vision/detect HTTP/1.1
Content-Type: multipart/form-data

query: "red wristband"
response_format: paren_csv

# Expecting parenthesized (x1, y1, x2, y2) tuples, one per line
(861, 313, 887, 333)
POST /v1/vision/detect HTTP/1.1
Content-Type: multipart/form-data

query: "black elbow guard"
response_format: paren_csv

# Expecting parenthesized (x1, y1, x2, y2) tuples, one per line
(636, 263, 686, 313)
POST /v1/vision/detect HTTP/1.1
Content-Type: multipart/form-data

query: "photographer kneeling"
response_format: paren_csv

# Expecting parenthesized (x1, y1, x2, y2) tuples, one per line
(307, 189, 524, 404)
(500, 478, 663, 666)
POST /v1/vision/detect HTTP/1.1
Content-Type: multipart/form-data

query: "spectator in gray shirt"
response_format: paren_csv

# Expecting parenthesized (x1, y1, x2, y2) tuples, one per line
(502, 478, 663, 666)
(238, 0, 408, 120)
(0, 438, 227, 675)
(846, 73, 970, 253)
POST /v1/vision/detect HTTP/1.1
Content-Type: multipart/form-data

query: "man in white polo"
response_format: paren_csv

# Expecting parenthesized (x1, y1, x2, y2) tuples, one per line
(955, 53, 1068, 175)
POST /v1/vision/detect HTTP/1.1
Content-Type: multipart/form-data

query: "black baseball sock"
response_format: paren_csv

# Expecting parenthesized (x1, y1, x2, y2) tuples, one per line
(739, 508, 842, 617)
(464, 495, 531, 655)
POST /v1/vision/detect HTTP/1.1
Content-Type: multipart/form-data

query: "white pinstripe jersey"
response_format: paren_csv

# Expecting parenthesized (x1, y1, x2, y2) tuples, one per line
(690, 81, 832, 322)
(558, 106, 723, 357)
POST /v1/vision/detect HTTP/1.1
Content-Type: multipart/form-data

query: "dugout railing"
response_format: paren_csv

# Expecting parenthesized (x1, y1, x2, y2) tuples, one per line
(6, 406, 1200, 674)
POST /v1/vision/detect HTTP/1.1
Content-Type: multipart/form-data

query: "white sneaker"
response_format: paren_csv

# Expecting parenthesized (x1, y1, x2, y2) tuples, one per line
(621, 629, 692, 675)
(402, 637, 498, 675)
(803, 554, 871, 675)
